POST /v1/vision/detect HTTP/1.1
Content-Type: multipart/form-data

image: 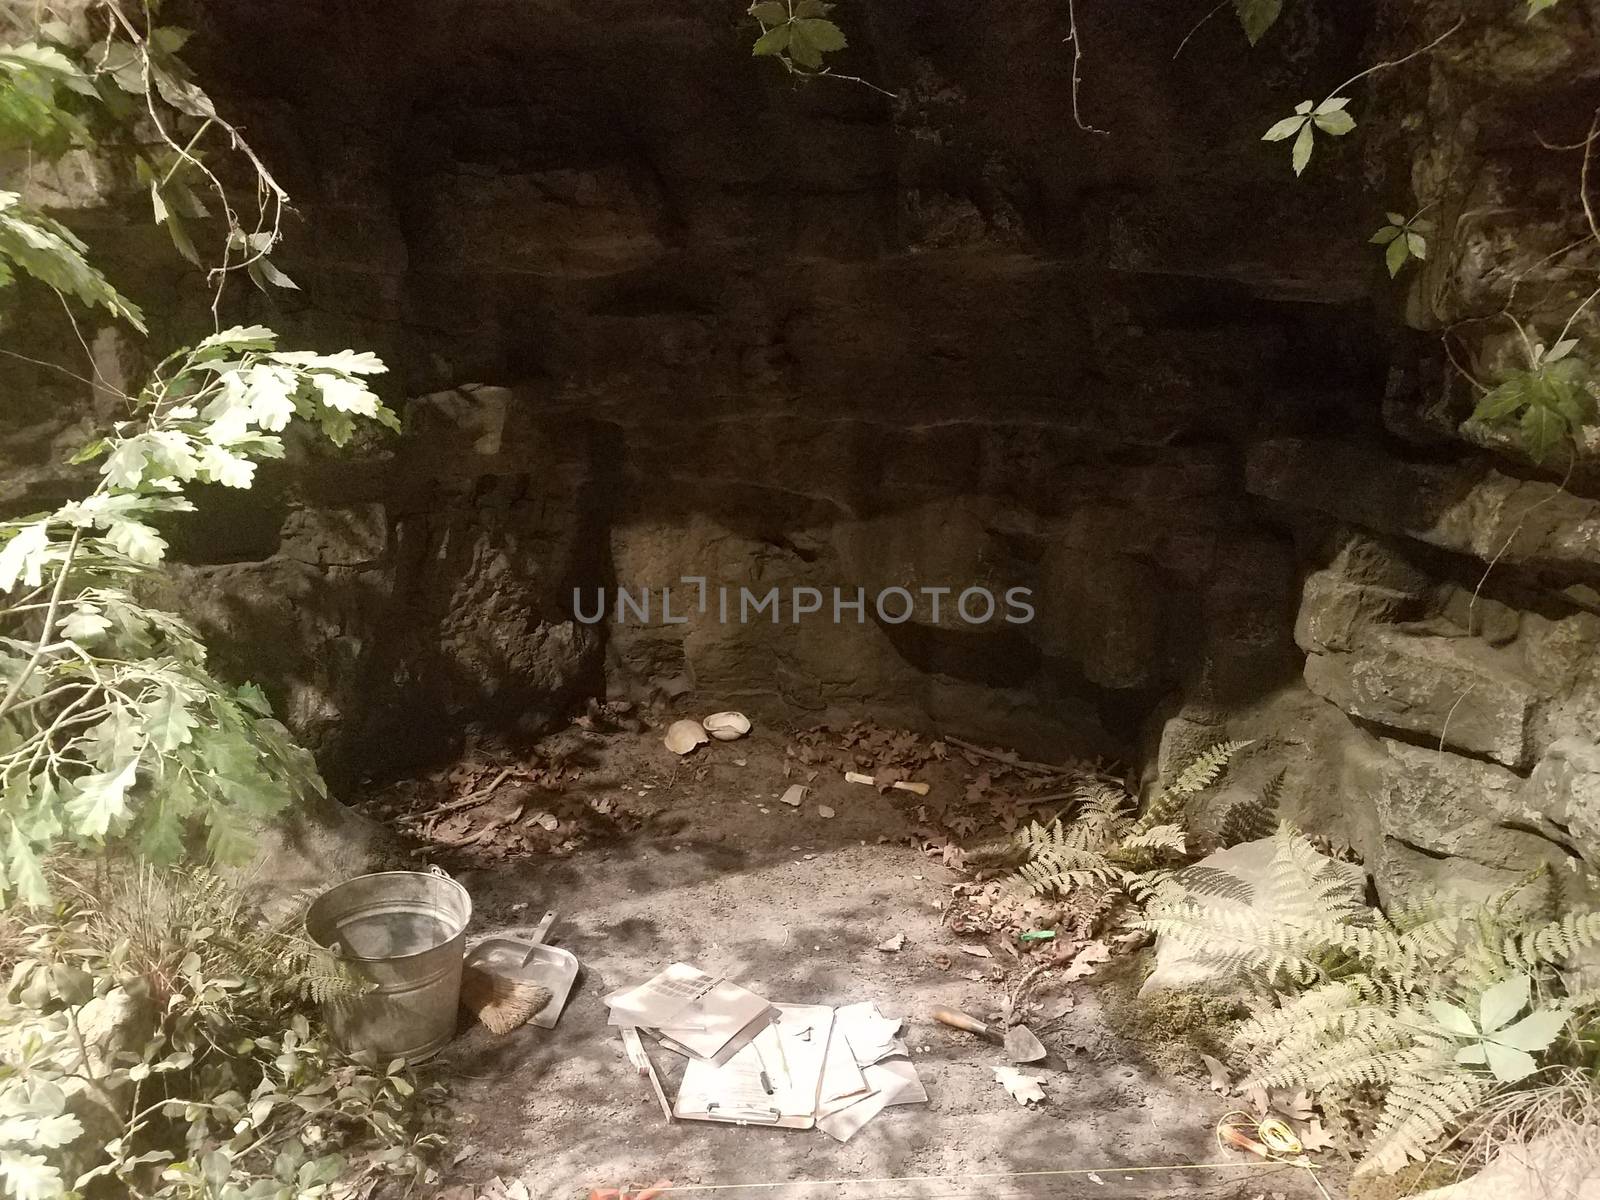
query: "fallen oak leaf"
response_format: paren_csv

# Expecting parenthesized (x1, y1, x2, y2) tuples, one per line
(877, 932, 906, 952)
(993, 1066, 1046, 1106)
(1298, 1117, 1336, 1153)
(959, 944, 993, 959)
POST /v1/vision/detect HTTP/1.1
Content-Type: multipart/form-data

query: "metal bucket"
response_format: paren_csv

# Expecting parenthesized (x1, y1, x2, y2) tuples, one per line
(305, 869, 471, 1062)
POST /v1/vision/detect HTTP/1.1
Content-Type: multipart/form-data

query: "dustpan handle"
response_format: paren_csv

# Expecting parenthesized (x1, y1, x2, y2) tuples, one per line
(518, 910, 557, 967)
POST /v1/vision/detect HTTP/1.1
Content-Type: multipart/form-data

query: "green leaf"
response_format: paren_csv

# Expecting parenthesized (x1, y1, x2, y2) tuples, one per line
(1521, 401, 1566, 463)
(1291, 122, 1315, 175)
(64, 758, 139, 839)
(67, 438, 110, 465)
(195, 324, 277, 355)
(252, 257, 298, 290)
(1494, 1007, 1567, 1052)
(1545, 337, 1579, 364)
(752, 23, 792, 56)
(1232, 0, 1283, 44)
(0, 1151, 64, 1200)
(234, 682, 273, 716)
(197, 444, 256, 489)
(1527, 0, 1564, 14)
(0, 198, 145, 330)
(105, 520, 167, 565)
(269, 347, 388, 375)
(1370, 226, 1401, 245)
(0, 523, 49, 593)
(1262, 114, 1306, 142)
(750, 1, 788, 22)
(1427, 1000, 1477, 1036)
(1479, 975, 1532, 1034)
(1313, 108, 1356, 136)
(59, 604, 112, 642)
(144, 689, 198, 752)
(794, 17, 846, 52)
(6, 829, 49, 907)
(1385, 235, 1410, 277)
(1482, 1039, 1538, 1082)
(1473, 378, 1529, 422)
(1405, 231, 1427, 259)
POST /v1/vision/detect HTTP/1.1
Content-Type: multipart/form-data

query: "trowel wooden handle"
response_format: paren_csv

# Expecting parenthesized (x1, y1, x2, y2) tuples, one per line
(932, 1007, 1000, 1041)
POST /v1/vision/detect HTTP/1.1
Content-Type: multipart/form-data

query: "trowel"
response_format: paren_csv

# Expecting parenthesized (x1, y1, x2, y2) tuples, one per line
(931, 1006, 1048, 1063)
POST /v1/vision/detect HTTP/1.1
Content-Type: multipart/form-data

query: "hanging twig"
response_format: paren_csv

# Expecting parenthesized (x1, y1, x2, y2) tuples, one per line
(1063, 0, 1109, 136)
(1173, 0, 1227, 60)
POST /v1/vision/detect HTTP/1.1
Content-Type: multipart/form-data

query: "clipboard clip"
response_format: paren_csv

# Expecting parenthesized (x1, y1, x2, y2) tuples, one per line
(707, 1102, 782, 1124)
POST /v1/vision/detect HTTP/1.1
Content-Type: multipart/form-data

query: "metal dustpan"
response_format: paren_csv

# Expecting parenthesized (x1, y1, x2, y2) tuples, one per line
(465, 910, 578, 1029)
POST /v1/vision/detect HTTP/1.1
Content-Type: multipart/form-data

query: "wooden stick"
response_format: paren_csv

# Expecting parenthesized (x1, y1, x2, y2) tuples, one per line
(945, 736, 1124, 785)
(433, 767, 514, 815)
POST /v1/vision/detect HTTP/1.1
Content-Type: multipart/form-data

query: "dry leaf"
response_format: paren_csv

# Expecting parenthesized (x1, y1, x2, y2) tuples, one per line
(959, 944, 993, 959)
(779, 785, 806, 807)
(877, 933, 905, 952)
(1201, 1054, 1232, 1094)
(1299, 1118, 1336, 1152)
(931, 951, 952, 970)
(1061, 940, 1110, 982)
(1277, 1088, 1314, 1121)
(817, 805, 835, 818)
(993, 1066, 1046, 1106)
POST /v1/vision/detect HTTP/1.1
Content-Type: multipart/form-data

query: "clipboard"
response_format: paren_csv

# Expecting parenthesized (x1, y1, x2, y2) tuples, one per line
(673, 1004, 834, 1129)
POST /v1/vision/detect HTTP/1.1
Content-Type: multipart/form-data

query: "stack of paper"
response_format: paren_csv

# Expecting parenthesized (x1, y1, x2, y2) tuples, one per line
(604, 963, 777, 1064)
(611, 967, 926, 1142)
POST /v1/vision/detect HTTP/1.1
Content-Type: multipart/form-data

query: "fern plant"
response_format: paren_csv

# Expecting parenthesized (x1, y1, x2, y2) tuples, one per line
(1009, 740, 1250, 901)
(1141, 825, 1600, 1174)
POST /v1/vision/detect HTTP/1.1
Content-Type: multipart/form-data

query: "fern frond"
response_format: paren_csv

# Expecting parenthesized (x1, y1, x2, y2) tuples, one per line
(1133, 739, 1250, 834)
(1138, 903, 1324, 985)
(1168, 739, 1253, 797)
(1359, 1066, 1493, 1176)
(1504, 910, 1600, 973)
(1219, 768, 1282, 848)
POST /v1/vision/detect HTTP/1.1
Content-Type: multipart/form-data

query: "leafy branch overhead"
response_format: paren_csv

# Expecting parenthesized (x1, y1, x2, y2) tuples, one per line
(1263, 98, 1354, 175)
(0, 328, 399, 903)
(749, 0, 847, 71)
(0, 11, 295, 309)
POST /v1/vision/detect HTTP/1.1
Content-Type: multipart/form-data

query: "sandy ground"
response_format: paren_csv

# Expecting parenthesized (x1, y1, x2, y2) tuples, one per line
(406, 726, 1338, 1200)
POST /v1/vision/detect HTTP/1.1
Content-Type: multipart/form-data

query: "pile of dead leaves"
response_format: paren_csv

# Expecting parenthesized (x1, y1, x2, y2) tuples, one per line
(787, 721, 1124, 873)
(354, 729, 649, 866)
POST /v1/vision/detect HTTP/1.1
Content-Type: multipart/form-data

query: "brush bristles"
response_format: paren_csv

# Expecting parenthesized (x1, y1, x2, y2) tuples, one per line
(460, 965, 553, 1035)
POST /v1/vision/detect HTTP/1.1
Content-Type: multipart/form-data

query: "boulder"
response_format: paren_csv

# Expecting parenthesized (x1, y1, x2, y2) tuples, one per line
(1369, 740, 1577, 904)
(1409, 1133, 1600, 1200)
(1303, 630, 1537, 769)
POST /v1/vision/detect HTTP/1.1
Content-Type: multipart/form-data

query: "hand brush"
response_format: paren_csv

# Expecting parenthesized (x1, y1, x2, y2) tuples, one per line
(460, 966, 552, 1035)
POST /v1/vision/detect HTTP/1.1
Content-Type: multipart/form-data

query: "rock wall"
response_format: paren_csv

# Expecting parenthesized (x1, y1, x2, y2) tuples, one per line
(7, 0, 1600, 901)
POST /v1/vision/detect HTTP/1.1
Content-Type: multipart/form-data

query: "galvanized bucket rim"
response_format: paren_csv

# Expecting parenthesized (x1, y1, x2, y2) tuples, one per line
(305, 869, 472, 965)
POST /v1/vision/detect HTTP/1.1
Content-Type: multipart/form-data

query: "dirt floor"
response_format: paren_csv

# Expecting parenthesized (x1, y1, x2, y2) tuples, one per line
(360, 720, 1343, 1200)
